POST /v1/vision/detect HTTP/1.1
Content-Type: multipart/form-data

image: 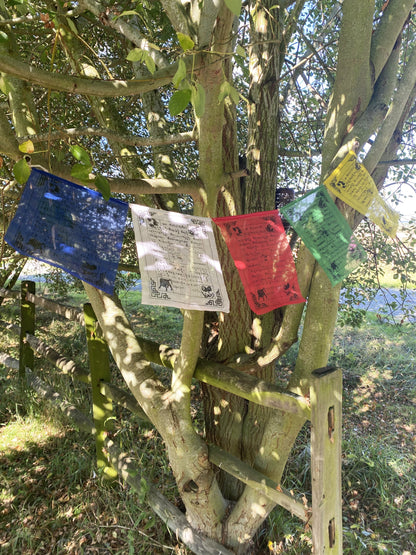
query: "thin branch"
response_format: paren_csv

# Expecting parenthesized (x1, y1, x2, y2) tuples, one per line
(19, 127, 197, 148)
(78, 0, 169, 69)
(378, 158, 416, 166)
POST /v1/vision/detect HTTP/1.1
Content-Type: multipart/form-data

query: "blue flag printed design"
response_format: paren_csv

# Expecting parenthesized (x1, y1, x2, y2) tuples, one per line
(5, 168, 128, 294)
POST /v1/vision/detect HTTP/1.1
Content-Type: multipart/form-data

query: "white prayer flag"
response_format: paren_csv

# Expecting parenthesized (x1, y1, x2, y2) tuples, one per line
(131, 205, 230, 312)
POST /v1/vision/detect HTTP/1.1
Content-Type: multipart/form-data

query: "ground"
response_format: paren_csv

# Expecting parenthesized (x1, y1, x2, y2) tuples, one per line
(0, 287, 415, 554)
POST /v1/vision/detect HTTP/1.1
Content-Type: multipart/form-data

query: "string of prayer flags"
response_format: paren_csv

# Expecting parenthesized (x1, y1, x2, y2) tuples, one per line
(323, 151, 400, 238)
(131, 205, 230, 312)
(213, 211, 305, 315)
(280, 186, 367, 286)
(5, 168, 128, 295)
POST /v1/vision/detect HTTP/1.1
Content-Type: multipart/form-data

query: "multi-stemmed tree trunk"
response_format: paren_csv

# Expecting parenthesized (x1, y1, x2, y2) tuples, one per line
(1, 0, 415, 551)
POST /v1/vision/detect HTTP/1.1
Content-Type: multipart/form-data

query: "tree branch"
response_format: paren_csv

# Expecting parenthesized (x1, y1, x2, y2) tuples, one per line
(364, 44, 416, 174)
(19, 127, 196, 148)
(0, 53, 194, 97)
(370, 0, 414, 83)
(78, 0, 169, 69)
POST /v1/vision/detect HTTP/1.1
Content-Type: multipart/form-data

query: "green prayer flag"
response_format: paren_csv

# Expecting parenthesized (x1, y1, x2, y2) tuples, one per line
(280, 187, 367, 286)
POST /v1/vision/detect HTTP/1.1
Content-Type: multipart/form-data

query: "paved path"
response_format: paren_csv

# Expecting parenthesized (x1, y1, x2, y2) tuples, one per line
(342, 287, 416, 321)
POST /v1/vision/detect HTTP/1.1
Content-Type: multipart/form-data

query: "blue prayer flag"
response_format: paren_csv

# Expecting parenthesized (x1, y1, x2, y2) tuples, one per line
(5, 168, 128, 294)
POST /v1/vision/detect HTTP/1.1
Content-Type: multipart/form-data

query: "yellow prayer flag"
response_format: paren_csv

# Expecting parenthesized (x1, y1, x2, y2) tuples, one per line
(324, 151, 400, 238)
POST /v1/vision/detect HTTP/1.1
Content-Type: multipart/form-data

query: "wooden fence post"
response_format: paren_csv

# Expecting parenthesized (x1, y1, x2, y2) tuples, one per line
(84, 302, 117, 481)
(19, 280, 35, 384)
(310, 366, 343, 554)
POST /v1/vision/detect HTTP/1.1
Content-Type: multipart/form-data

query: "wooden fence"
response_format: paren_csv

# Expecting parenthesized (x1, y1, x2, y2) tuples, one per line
(0, 280, 343, 554)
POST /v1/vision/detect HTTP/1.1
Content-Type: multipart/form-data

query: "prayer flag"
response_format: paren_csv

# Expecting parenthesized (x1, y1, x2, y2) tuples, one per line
(5, 168, 128, 294)
(213, 211, 305, 315)
(324, 151, 400, 237)
(131, 205, 230, 312)
(280, 187, 367, 286)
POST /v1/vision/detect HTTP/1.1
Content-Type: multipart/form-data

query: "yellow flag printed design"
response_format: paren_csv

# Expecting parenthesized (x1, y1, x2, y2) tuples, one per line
(324, 151, 400, 238)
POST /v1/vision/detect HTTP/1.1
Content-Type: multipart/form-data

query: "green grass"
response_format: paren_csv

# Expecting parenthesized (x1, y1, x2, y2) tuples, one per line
(376, 265, 416, 290)
(1, 290, 416, 554)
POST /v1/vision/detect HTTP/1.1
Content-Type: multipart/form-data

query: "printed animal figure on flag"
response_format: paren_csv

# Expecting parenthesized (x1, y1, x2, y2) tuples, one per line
(159, 278, 173, 291)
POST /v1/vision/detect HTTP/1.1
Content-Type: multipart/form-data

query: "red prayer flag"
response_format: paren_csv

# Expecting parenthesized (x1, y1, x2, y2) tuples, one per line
(213, 211, 305, 315)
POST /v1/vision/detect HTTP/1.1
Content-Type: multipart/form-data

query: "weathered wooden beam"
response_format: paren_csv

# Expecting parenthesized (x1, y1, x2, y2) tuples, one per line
(195, 360, 311, 419)
(84, 303, 117, 481)
(0, 351, 19, 369)
(208, 444, 311, 523)
(105, 440, 235, 555)
(25, 368, 94, 433)
(0, 287, 20, 299)
(25, 292, 84, 324)
(133, 335, 311, 418)
(0, 319, 20, 335)
(100, 381, 150, 423)
(310, 367, 343, 554)
(20, 280, 35, 384)
(25, 332, 91, 384)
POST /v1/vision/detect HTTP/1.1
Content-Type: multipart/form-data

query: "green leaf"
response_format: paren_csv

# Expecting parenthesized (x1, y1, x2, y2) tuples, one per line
(236, 44, 246, 58)
(224, 0, 242, 16)
(0, 75, 10, 95)
(71, 163, 92, 182)
(94, 174, 111, 201)
(218, 80, 240, 105)
(168, 89, 192, 116)
(18, 140, 34, 154)
(13, 159, 31, 184)
(69, 144, 91, 166)
(66, 17, 78, 36)
(172, 58, 187, 88)
(229, 84, 240, 105)
(142, 51, 156, 74)
(191, 83, 205, 118)
(0, 31, 9, 45)
(126, 48, 155, 74)
(177, 32, 194, 52)
(113, 10, 139, 21)
(126, 48, 143, 62)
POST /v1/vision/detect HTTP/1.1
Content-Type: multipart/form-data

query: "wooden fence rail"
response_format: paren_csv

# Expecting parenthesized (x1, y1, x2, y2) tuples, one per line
(0, 280, 343, 554)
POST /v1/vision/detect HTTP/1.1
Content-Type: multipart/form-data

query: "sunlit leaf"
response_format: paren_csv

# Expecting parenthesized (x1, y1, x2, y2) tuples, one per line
(69, 144, 91, 166)
(71, 163, 92, 182)
(66, 17, 78, 35)
(168, 89, 192, 116)
(13, 158, 31, 184)
(172, 58, 187, 88)
(142, 51, 156, 74)
(177, 32, 194, 52)
(236, 44, 246, 58)
(94, 174, 111, 201)
(126, 48, 143, 62)
(224, 0, 242, 16)
(191, 83, 205, 118)
(113, 10, 139, 20)
(126, 48, 155, 74)
(218, 80, 240, 105)
(18, 140, 34, 154)
(0, 31, 9, 45)
(0, 75, 10, 95)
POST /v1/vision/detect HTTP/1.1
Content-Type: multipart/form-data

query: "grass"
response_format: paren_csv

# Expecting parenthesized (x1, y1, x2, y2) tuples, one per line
(1, 287, 416, 554)
(376, 265, 416, 290)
